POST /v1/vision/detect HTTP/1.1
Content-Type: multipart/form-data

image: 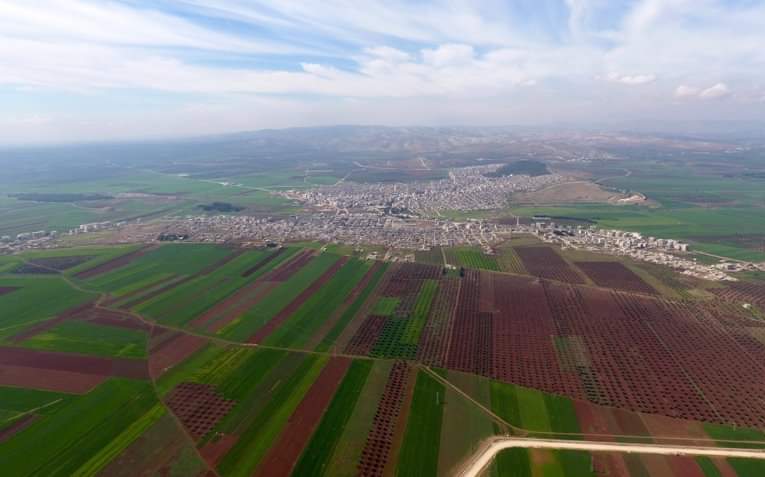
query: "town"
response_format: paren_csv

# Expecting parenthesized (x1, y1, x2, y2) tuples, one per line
(279, 164, 566, 216)
(5, 208, 761, 282)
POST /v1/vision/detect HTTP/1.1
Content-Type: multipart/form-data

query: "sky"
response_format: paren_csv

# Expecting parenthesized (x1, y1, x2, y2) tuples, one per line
(1, 0, 764, 144)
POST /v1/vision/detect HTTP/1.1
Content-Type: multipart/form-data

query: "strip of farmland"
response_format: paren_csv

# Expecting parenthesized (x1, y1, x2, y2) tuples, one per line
(218, 253, 342, 341)
(576, 261, 657, 294)
(254, 357, 351, 476)
(0, 346, 148, 380)
(514, 246, 585, 284)
(74, 245, 155, 279)
(258, 258, 372, 348)
(248, 256, 350, 344)
(291, 360, 373, 476)
(310, 261, 387, 351)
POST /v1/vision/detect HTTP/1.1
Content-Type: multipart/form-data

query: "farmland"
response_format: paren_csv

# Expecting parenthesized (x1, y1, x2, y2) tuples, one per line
(2, 242, 765, 476)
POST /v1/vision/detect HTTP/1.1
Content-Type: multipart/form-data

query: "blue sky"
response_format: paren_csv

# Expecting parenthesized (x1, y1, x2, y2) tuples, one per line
(1, 0, 764, 143)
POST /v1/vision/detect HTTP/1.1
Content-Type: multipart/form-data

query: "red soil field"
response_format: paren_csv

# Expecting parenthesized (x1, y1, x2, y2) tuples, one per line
(0, 363, 105, 393)
(0, 346, 148, 380)
(74, 245, 155, 279)
(165, 382, 236, 439)
(576, 261, 656, 294)
(265, 249, 316, 282)
(200, 434, 239, 467)
(0, 414, 38, 443)
(0, 286, 19, 296)
(149, 333, 207, 379)
(255, 357, 351, 477)
(248, 256, 349, 343)
(514, 246, 585, 284)
(241, 247, 286, 277)
(358, 361, 409, 477)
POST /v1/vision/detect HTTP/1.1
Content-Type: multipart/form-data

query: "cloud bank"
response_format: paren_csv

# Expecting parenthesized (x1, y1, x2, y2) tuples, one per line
(1, 0, 763, 143)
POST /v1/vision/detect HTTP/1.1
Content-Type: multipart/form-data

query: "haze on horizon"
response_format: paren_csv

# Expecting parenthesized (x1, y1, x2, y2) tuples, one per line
(2, 0, 764, 144)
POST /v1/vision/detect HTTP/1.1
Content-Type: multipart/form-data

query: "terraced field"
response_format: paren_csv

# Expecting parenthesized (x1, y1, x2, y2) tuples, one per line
(2, 243, 765, 476)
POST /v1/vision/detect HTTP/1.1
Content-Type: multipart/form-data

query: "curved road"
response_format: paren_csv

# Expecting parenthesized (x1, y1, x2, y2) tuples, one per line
(459, 437, 765, 477)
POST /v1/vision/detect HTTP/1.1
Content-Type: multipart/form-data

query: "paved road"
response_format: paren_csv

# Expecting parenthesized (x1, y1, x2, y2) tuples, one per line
(459, 436, 765, 477)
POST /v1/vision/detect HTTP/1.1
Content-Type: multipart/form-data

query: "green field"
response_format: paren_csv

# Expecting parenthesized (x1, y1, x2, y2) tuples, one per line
(0, 276, 96, 337)
(218, 253, 341, 341)
(263, 258, 371, 348)
(20, 320, 147, 359)
(136, 247, 292, 326)
(372, 296, 400, 316)
(397, 371, 445, 477)
(445, 247, 500, 271)
(293, 360, 373, 476)
(85, 243, 233, 294)
(0, 379, 157, 476)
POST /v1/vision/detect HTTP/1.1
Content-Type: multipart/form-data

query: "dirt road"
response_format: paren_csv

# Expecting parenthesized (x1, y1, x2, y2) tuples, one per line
(458, 436, 765, 477)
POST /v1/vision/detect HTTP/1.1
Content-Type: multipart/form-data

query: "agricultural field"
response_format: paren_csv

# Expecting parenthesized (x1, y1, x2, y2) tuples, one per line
(445, 247, 501, 272)
(2, 242, 765, 476)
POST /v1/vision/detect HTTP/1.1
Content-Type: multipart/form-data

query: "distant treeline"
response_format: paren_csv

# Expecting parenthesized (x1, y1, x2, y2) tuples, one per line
(485, 160, 550, 177)
(10, 192, 113, 202)
(198, 202, 244, 212)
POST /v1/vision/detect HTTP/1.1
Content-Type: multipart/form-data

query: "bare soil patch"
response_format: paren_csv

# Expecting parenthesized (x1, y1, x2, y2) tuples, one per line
(0, 363, 105, 393)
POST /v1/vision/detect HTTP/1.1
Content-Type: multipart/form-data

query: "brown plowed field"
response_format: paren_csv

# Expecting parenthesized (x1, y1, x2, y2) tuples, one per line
(0, 363, 105, 393)
(0, 286, 19, 296)
(149, 333, 207, 379)
(248, 256, 348, 344)
(514, 246, 585, 284)
(0, 414, 38, 443)
(241, 247, 286, 277)
(576, 261, 656, 294)
(255, 357, 351, 477)
(0, 346, 148, 380)
(166, 382, 236, 439)
(74, 245, 155, 279)
(265, 249, 315, 282)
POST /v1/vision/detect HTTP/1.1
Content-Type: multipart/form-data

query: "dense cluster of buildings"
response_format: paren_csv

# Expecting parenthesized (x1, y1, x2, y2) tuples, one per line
(158, 213, 512, 250)
(533, 223, 739, 281)
(279, 165, 565, 216)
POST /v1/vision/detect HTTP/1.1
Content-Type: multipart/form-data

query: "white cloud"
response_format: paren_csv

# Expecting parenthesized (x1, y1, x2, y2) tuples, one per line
(422, 44, 475, 67)
(606, 72, 656, 85)
(675, 85, 701, 97)
(699, 82, 730, 99)
(675, 82, 730, 99)
(1, 0, 765, 142)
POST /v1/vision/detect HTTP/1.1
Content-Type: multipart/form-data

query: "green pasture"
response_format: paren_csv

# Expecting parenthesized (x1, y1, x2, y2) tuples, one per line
(20, 320, 147, 359)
